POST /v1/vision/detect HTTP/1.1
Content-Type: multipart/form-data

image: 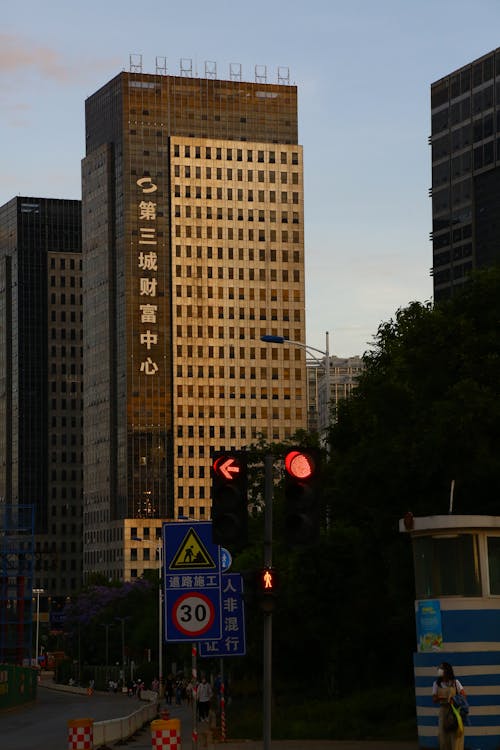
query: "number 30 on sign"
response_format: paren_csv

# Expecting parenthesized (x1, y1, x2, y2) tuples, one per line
(172, 592, 215, 637)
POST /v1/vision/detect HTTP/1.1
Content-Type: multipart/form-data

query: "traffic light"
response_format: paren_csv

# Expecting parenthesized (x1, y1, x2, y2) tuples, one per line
(211, 450, 248, 550)
(258, 566, 279, 595)
(257, 566, 279, 612)
(283, 447, 321, 547)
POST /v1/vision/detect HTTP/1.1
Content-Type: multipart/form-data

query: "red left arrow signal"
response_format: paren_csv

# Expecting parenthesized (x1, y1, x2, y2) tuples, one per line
(213, 456, 241, 480)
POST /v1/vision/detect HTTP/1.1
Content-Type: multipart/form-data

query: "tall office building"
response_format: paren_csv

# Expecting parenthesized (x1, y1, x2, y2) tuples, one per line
(82, 66, 307, 581)
(431, 47, 500, 300)
(0, 197, 83, 598)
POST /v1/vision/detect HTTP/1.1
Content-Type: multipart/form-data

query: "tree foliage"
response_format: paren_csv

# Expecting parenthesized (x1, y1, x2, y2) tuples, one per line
(62, 578, 158, 672)
(235, 269, 500, 703)
(330, 268, 500, 522)
(315, 268, 500, 693)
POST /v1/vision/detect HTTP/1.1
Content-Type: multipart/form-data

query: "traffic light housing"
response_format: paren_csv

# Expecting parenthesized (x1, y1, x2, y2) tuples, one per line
(257, 566, 279, 612)
(283, 447, 321, 547)
(211, 450, 248, 550)
(259, 566, 279, 592)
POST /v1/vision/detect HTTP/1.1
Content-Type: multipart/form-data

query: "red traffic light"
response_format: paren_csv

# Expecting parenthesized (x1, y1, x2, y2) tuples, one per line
(213, 455, 243, 481)
(284, 450, 316, 481)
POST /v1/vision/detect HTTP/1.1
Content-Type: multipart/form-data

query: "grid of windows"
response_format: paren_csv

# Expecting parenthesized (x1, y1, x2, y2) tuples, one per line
(430, 48, 500, 299)
(171, 138, 305, 516)
(83, 71, 305, 580)
(0, 198, 83, 596)
(43, 250, 83, 594)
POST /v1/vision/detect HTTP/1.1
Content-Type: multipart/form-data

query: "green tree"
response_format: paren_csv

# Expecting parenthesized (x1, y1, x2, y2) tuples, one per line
(235, 269, 500, 705)
(331, 268, 500, 522)
(322, 268, 500, 692)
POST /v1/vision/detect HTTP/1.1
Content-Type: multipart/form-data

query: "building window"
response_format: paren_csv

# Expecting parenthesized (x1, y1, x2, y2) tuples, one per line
(413, 535, 481, 597)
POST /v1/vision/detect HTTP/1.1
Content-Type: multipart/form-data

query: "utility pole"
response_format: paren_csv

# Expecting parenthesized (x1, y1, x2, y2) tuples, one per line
(115, 616, 128, 683)
(158, 542, 164, 694)
(101, 623, 113, 683)
(192, 644, 198, 750)
(33, 588, 44, 667)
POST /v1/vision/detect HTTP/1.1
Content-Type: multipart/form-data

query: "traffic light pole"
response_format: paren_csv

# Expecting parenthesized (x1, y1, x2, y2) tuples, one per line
(192, 644, 198, 749)
(263, 454, 273, 750)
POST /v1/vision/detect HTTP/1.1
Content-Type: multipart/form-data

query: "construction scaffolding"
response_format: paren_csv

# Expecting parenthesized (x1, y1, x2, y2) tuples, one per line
(0, 505, 34, 665)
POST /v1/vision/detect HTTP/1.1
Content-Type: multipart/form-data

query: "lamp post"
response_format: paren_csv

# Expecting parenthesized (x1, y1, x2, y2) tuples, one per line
(131, 535, 164, 692)
(260, 331, 331, 433)
(115, 616, 128, 682)
(101, 623, 113, 683)
(158, 541, 164, 694)
(33, 588, 44, 667)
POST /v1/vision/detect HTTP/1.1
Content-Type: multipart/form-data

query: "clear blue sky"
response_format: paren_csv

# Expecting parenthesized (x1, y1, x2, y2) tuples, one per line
(2, 0, 500, 356)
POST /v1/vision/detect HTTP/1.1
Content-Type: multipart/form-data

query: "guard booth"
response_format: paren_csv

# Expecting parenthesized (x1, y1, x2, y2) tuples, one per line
(400, 514, 500, 749)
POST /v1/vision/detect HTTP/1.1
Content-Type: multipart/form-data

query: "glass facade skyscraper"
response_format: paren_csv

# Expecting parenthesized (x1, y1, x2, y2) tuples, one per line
(431, 47, 500, 300)
(0, 197, 83, 597)
(82, 71, 307, 581)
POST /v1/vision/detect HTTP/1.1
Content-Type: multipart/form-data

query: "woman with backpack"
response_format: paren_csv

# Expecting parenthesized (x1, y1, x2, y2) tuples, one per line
(432, 661, 467, 750)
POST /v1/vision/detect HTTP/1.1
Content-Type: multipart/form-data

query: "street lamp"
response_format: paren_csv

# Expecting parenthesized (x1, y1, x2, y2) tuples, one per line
(115, 616, 129, 682)
(32, 588, 44, 667)
(260, 332, 331, 433)
(131, 535, 164, 692)
(101, 623, 113, 683)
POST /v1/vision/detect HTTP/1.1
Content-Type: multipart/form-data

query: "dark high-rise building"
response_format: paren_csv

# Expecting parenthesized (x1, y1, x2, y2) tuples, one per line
(431, 47, 500, 300)
(0, 197, 83, 598)
(82, 68, 307, 581)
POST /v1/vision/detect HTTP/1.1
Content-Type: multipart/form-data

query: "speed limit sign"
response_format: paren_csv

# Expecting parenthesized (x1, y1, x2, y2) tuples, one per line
(172, 593, 215, 637)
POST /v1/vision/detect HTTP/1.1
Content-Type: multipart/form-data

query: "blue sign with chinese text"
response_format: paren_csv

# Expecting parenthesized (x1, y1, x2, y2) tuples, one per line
(198, 573, 246, 657)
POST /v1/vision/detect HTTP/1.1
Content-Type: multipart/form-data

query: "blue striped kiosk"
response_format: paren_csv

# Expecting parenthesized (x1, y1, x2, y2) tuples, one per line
(400, 514, 500, 749)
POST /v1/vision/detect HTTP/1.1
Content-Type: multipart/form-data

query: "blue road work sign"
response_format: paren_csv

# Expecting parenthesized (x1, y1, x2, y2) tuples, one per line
(164, 522, 222, 643)
(199, 572, 246, 657)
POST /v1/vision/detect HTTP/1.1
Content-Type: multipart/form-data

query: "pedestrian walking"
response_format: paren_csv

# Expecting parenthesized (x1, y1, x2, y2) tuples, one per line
(432, 661, 466, 750)
(197, 676, 213, 722)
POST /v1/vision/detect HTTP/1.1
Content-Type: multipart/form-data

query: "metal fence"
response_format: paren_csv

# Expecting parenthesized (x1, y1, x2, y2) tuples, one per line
(0, 663, 37, 710)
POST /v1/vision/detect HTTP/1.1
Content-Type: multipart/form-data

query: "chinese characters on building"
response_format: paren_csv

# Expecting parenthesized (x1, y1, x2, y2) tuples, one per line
(136, 177, 160, 376)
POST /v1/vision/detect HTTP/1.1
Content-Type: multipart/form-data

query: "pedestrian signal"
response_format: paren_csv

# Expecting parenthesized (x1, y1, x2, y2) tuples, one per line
(259, 567, 278, 593)
(258, 566, 279, 612)
(211, 451, 248, 550)
(283, 448, 321, 547)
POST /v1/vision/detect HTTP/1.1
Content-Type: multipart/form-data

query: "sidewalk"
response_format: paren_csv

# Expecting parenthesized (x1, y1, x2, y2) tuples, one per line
(207, 745, 419, 750)
(37, 675, 420, 750)
(124, 702, 420, 750)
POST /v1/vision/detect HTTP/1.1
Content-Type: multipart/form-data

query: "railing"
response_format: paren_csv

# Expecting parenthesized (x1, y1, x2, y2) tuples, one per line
(93, 694, 159, 749)
(40, 679, 159, 749)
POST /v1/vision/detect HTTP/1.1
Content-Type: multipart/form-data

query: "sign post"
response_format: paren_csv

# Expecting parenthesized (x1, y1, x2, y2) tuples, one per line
(163, 522, 223, 750)
(263, 454, 273, 750)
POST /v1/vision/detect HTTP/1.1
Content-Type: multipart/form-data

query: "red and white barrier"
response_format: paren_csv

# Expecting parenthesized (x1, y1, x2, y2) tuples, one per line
(151, 717, 181, 749)
(67, 718, 93, 750)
